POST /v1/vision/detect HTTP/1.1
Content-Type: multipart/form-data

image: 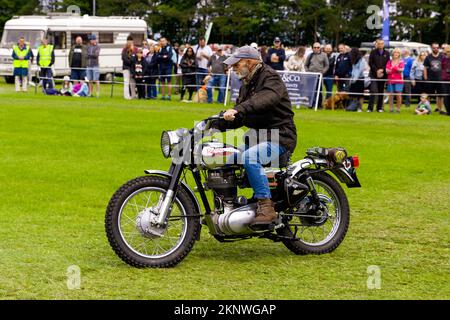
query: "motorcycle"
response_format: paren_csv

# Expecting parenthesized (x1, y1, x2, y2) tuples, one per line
(105, 114, 361, 268)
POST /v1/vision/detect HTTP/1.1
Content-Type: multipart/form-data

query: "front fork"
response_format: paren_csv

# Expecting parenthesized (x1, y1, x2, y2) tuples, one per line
(153, 163, 184, 226)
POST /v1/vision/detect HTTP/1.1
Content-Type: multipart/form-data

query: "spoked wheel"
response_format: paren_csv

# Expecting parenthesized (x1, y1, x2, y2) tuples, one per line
(277, 172, 350, 255)
(105, 176, 200, 268)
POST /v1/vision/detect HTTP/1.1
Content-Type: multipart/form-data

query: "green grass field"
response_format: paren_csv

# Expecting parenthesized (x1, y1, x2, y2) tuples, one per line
(0, 79, 449, 300)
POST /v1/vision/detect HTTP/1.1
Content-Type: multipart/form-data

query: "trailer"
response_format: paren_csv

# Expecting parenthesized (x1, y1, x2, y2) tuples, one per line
(0, 13, 148, 83)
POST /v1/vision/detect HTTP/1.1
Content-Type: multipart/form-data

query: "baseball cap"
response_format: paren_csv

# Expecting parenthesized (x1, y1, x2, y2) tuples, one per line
(250, 42, 258, 49)
(88, 34, 97, 40)
(63, 76, 70, 82)
(274, 37, 281, 42)
(223, 46, 260, 66)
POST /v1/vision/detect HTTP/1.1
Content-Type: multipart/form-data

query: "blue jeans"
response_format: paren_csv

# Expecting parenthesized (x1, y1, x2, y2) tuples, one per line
(240, 142, 286, 199)
(323, 77, 334, 99)
(206, 74, 227, 103)
(146, 76, 158, 98)
(39, 67, 53, 90)
(71, 69, 86, 81)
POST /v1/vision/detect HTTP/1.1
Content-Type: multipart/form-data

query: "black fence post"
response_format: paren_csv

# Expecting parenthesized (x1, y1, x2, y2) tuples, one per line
(34, 69, 38, 95)
(110, 68, 115, 98)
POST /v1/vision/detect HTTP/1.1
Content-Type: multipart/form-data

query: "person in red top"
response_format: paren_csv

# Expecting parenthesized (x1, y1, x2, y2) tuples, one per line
(386, 48, 405, 113)
(442, 46, 450, 116)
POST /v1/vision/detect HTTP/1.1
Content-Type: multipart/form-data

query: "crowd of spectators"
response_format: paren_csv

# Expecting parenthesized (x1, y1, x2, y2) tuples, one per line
(10, 33, 450, 115)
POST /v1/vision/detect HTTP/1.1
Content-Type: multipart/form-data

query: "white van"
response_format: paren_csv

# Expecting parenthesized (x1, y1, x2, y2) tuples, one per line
(0, 13, 148, 83)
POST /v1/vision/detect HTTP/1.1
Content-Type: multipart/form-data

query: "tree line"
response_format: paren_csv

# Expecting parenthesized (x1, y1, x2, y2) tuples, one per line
(1, 0, 449, 46)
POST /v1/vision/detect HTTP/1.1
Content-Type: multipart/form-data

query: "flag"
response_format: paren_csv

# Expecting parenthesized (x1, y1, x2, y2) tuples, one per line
(382, 0, 390, 47)
(205, 23, 214, 45)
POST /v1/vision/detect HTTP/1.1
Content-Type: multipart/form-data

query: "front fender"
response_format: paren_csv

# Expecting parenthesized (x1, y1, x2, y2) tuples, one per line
(143, 170, 202, 215)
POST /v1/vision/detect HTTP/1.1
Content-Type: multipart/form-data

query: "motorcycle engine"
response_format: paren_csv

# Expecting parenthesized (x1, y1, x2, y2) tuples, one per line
(207, 169, 238, 203)
(207, 169, 259, 235)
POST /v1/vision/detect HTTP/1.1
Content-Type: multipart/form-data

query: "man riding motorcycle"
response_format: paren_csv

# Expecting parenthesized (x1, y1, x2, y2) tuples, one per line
(105, 46, 361, 268)
(216, 45, 297, 225)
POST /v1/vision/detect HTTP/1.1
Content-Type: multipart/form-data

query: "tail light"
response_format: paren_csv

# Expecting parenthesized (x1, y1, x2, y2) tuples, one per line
(351, 155, 360, 168)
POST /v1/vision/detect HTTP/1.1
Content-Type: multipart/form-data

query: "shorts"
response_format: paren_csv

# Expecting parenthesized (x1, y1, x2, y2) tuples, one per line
(86, 67, 100, 81)
(387, 83, 404, 93)
(71, 69, 86, 81)
(13, 68, 29, 77)
(159, 67, 173, 83)
(427, 82, 444, 97)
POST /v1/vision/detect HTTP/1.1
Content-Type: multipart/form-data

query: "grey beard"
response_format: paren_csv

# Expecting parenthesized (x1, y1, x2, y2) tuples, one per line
(236, 67, 249, 79)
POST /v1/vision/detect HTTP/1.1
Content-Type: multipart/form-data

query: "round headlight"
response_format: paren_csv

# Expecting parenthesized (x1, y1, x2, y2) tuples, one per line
(161, 130, 183, 158)
(161, 131, 171, 158)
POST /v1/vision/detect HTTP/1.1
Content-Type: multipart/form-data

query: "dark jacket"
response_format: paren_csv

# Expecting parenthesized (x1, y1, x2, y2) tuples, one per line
(215, 64, 297, 153)
(157, 45, 174, 69)
(144, 54, 159, 77)
(334, 53, 352, 78)
(131, 57, 147, 78)
(180, 55, 197, 85)
(122, 47, 137, 70)
(69, 44, 87, 68)
(324, 54, 336, 77)
(265, 48, 286, 71)
(369, 48, 390, 79)
(180, 55, 197, 74)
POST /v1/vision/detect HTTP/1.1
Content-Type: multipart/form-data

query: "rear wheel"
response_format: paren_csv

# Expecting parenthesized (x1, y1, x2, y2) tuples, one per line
(277, 172, 350, 255)
(105, 176, 201, 268)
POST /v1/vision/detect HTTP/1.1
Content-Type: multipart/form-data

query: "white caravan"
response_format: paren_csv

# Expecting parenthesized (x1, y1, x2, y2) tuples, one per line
(0, 13, 148, 83)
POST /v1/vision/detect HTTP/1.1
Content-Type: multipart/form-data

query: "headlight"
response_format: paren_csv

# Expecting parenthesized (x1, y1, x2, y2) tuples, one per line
(161, 130, 183, 158)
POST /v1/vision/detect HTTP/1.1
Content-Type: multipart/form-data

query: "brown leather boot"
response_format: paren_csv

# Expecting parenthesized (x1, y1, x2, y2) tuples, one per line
(252, 199, 277, 225)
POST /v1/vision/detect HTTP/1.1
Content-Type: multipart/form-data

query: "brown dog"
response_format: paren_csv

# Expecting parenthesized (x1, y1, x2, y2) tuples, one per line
(323, 92, 349, 110)
(192, 75, 211, 103)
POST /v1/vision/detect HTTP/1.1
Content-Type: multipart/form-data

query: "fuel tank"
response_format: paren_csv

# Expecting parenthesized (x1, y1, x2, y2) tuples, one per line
(201, 142, 241, 169)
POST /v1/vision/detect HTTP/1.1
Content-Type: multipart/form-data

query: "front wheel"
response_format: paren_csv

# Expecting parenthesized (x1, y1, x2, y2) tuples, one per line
(105, 176, 201, 268)
(277, 172, 350, 255)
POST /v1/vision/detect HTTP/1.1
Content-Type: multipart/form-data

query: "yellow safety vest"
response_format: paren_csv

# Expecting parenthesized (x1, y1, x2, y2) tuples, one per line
(38, 44, 53, 67)
(13, 45, 30, 69)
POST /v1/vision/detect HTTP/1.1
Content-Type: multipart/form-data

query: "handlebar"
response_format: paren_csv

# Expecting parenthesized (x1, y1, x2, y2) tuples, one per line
(204, 114, 224, 121)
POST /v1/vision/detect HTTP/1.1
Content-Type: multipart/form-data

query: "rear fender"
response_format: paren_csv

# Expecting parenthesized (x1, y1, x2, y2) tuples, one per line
(290, 158, 361, 188)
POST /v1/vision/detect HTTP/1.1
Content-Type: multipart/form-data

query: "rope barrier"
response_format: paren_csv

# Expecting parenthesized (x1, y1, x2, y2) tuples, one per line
(11, 67, 450, 98)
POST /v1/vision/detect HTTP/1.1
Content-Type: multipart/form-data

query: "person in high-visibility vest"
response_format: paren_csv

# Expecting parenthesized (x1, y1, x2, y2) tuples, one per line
(12, 37, 32, 92)
(37, 38, 55, 92)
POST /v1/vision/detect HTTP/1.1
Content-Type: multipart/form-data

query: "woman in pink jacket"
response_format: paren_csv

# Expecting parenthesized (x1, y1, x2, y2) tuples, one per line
(386, 48, 405, 113)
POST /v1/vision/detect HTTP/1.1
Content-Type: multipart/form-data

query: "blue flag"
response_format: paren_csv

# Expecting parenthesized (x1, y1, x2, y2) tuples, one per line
(382, 0, 390, 47)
